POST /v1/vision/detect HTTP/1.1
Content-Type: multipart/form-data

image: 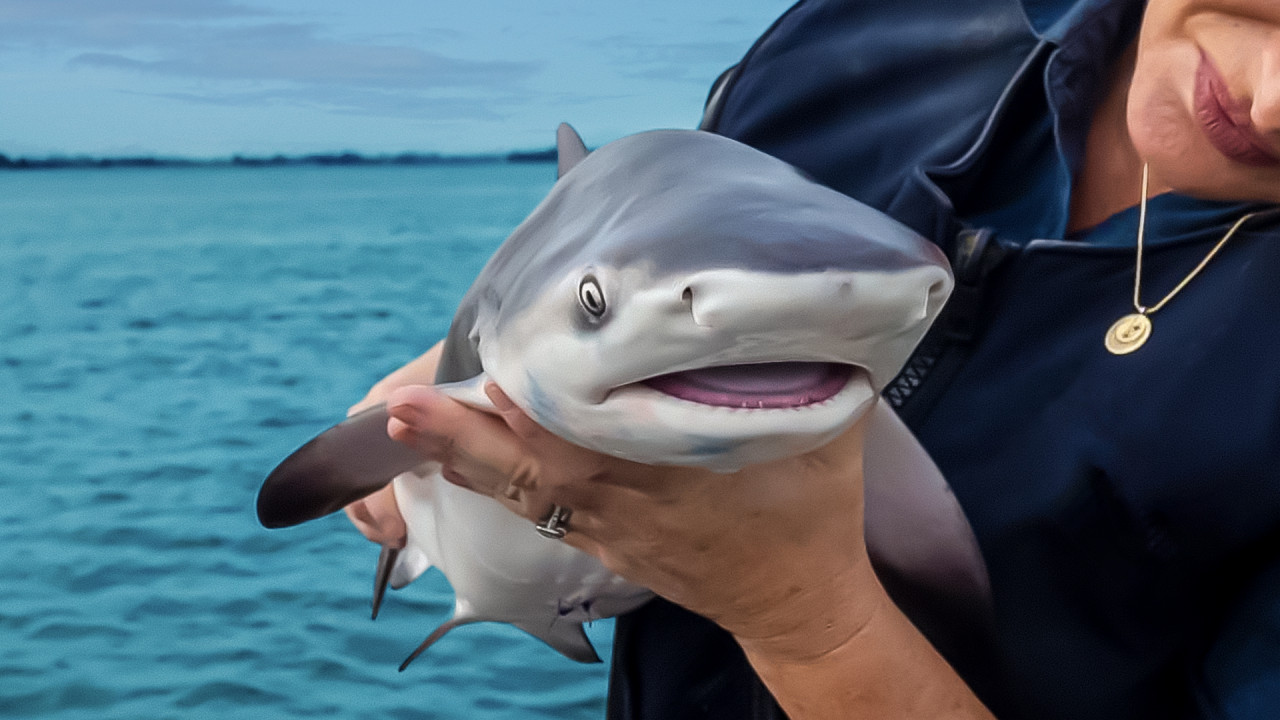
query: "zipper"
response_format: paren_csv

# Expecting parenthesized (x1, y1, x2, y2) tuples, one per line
(885, 227, 1014, 422)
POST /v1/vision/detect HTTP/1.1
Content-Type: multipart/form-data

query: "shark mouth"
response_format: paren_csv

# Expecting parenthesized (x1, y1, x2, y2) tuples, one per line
(642, 362, 855, 409)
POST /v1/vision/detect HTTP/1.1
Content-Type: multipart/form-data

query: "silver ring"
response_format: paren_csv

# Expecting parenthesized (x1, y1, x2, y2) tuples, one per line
(534, 504, 570, 539)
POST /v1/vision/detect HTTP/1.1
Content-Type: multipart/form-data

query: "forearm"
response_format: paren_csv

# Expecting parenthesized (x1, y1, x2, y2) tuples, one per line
(739, 566, 993, 720)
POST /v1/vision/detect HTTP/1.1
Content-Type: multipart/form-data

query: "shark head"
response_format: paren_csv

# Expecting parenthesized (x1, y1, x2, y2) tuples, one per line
(444, 126, 951, 470)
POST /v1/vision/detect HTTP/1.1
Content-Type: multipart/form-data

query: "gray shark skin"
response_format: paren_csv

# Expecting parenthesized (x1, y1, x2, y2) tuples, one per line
(258, 124, 987, 669)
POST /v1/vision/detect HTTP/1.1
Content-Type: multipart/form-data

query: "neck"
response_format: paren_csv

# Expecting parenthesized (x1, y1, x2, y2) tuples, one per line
(1068, 42, 1167, 233)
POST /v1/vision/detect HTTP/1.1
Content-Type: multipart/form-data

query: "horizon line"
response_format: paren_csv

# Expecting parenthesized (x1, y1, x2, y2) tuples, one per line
(0, 147, 559, 171)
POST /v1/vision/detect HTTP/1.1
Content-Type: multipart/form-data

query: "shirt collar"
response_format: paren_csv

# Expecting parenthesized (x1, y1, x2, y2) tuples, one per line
(1020, 0, 1136, 42)
(1042, 0, 1145, 180)
(1072, 194, 1280, 247)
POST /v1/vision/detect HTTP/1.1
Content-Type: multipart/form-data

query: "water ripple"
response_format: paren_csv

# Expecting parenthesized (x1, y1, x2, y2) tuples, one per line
(1, 165, 611, 719)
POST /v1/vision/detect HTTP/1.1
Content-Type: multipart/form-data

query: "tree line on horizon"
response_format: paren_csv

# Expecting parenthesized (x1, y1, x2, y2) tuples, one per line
(0, 147, 558, 170)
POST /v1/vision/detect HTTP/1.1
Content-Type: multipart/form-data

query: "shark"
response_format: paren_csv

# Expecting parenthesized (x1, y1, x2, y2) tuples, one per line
(257, 124, 987, 670)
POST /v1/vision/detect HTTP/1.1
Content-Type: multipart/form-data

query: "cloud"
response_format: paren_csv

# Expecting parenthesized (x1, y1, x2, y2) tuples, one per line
(0, 0, 266, 22)
(2, 0, 536, 116)
(69, 24, 535, 91)
(0, 0, 269, 48)
(135, 86, 514, 122)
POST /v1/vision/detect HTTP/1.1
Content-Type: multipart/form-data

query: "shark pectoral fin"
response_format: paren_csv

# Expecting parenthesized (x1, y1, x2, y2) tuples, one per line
(399, 614, 478, 672)
(371, 544, 399, 620)
(434, 374, 499, 414)
(556, 123, 589, 178)
(862, 401, 991, 603)
(257, 404, 423, 529)
(389, 544, 431, 590)
(513, 619, 601, 664)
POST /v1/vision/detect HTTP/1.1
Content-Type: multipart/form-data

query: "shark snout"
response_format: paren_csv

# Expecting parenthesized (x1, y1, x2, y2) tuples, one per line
(572, 264, 949, 395)
(679, 273, 764, 330)
(655, 266, 949, 387)
(677, 268, 936, 333)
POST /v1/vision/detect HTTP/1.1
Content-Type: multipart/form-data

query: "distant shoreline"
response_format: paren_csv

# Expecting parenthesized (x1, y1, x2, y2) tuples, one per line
(0, 148, 557, 171)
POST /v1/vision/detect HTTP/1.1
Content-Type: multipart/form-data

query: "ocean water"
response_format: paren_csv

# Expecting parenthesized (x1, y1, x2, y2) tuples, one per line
(0, 164, 618, 719)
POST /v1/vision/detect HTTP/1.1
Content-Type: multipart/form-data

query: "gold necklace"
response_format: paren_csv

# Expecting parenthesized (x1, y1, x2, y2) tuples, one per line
(1104, 164, 1257, 355)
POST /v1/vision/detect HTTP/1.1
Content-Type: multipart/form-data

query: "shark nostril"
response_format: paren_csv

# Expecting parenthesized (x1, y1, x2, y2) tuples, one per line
(681, 286, 710, 327)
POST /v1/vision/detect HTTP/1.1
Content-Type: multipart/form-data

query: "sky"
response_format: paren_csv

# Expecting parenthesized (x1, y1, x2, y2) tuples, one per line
(0, 0, 794, 158)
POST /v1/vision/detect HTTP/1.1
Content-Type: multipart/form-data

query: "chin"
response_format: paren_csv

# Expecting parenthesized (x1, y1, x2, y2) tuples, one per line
(1149, 152, 1280, 204)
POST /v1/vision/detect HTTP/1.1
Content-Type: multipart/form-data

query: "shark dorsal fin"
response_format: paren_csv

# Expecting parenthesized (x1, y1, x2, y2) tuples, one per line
(556, 123, 589, 178)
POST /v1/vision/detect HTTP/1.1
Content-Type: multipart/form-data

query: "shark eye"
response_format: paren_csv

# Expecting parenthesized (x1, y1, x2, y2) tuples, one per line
(578, 275, 607, 318)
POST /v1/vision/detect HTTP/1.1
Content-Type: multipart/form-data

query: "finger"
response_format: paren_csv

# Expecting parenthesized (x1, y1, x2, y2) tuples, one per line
(540, 505, 650, 579)
(385, 384, 538, 500)
(364, 484, 407, 545)
(484, 383, 687, 511)
(344, 501, 377, 536)
(482, 381, 651, 498)
(390, 384, 657, 528)
(483, 382, 549, 443)
(343, 486, 406, 547)
(558, 527, 605, 559)
(386, 385, 502, 461)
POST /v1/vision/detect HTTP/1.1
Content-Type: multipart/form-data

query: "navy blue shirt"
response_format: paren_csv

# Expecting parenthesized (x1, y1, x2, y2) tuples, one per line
(608, 0, 1280, 718)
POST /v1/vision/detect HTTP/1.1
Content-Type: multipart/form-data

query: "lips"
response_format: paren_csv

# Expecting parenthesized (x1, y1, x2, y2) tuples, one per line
(1194, 51, 1280, 167)
(642, 362, 855, 409)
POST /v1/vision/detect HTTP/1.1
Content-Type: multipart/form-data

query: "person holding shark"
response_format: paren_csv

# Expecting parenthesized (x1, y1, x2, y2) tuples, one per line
(339, 0, 1280, 717)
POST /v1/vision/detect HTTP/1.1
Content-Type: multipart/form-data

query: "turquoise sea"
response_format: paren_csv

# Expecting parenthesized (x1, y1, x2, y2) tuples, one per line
(0, 164, 617, 718)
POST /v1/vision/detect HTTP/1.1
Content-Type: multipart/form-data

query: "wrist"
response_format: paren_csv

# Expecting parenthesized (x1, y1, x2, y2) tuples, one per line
(737, 574, 993, 720)
(728, 551, 883, 665)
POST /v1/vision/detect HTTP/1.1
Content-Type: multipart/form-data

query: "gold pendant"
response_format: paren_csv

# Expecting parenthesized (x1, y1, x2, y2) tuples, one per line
(1105, 313, 1152, 355)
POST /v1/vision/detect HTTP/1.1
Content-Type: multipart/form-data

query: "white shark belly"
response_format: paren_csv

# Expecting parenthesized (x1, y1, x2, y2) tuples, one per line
(390, 464, 652, 663)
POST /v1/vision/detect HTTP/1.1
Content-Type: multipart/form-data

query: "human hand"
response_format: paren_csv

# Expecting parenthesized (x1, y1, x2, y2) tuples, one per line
(382, 381, 880, 664)
(342, 342, 444, 549)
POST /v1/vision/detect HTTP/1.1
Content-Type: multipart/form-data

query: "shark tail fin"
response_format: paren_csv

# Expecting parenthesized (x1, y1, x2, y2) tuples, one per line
(513, 619, 601, 664)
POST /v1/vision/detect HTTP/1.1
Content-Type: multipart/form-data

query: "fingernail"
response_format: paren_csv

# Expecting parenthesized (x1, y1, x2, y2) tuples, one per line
(388, 402, 428, 429)
(386, 417, 411, 444)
